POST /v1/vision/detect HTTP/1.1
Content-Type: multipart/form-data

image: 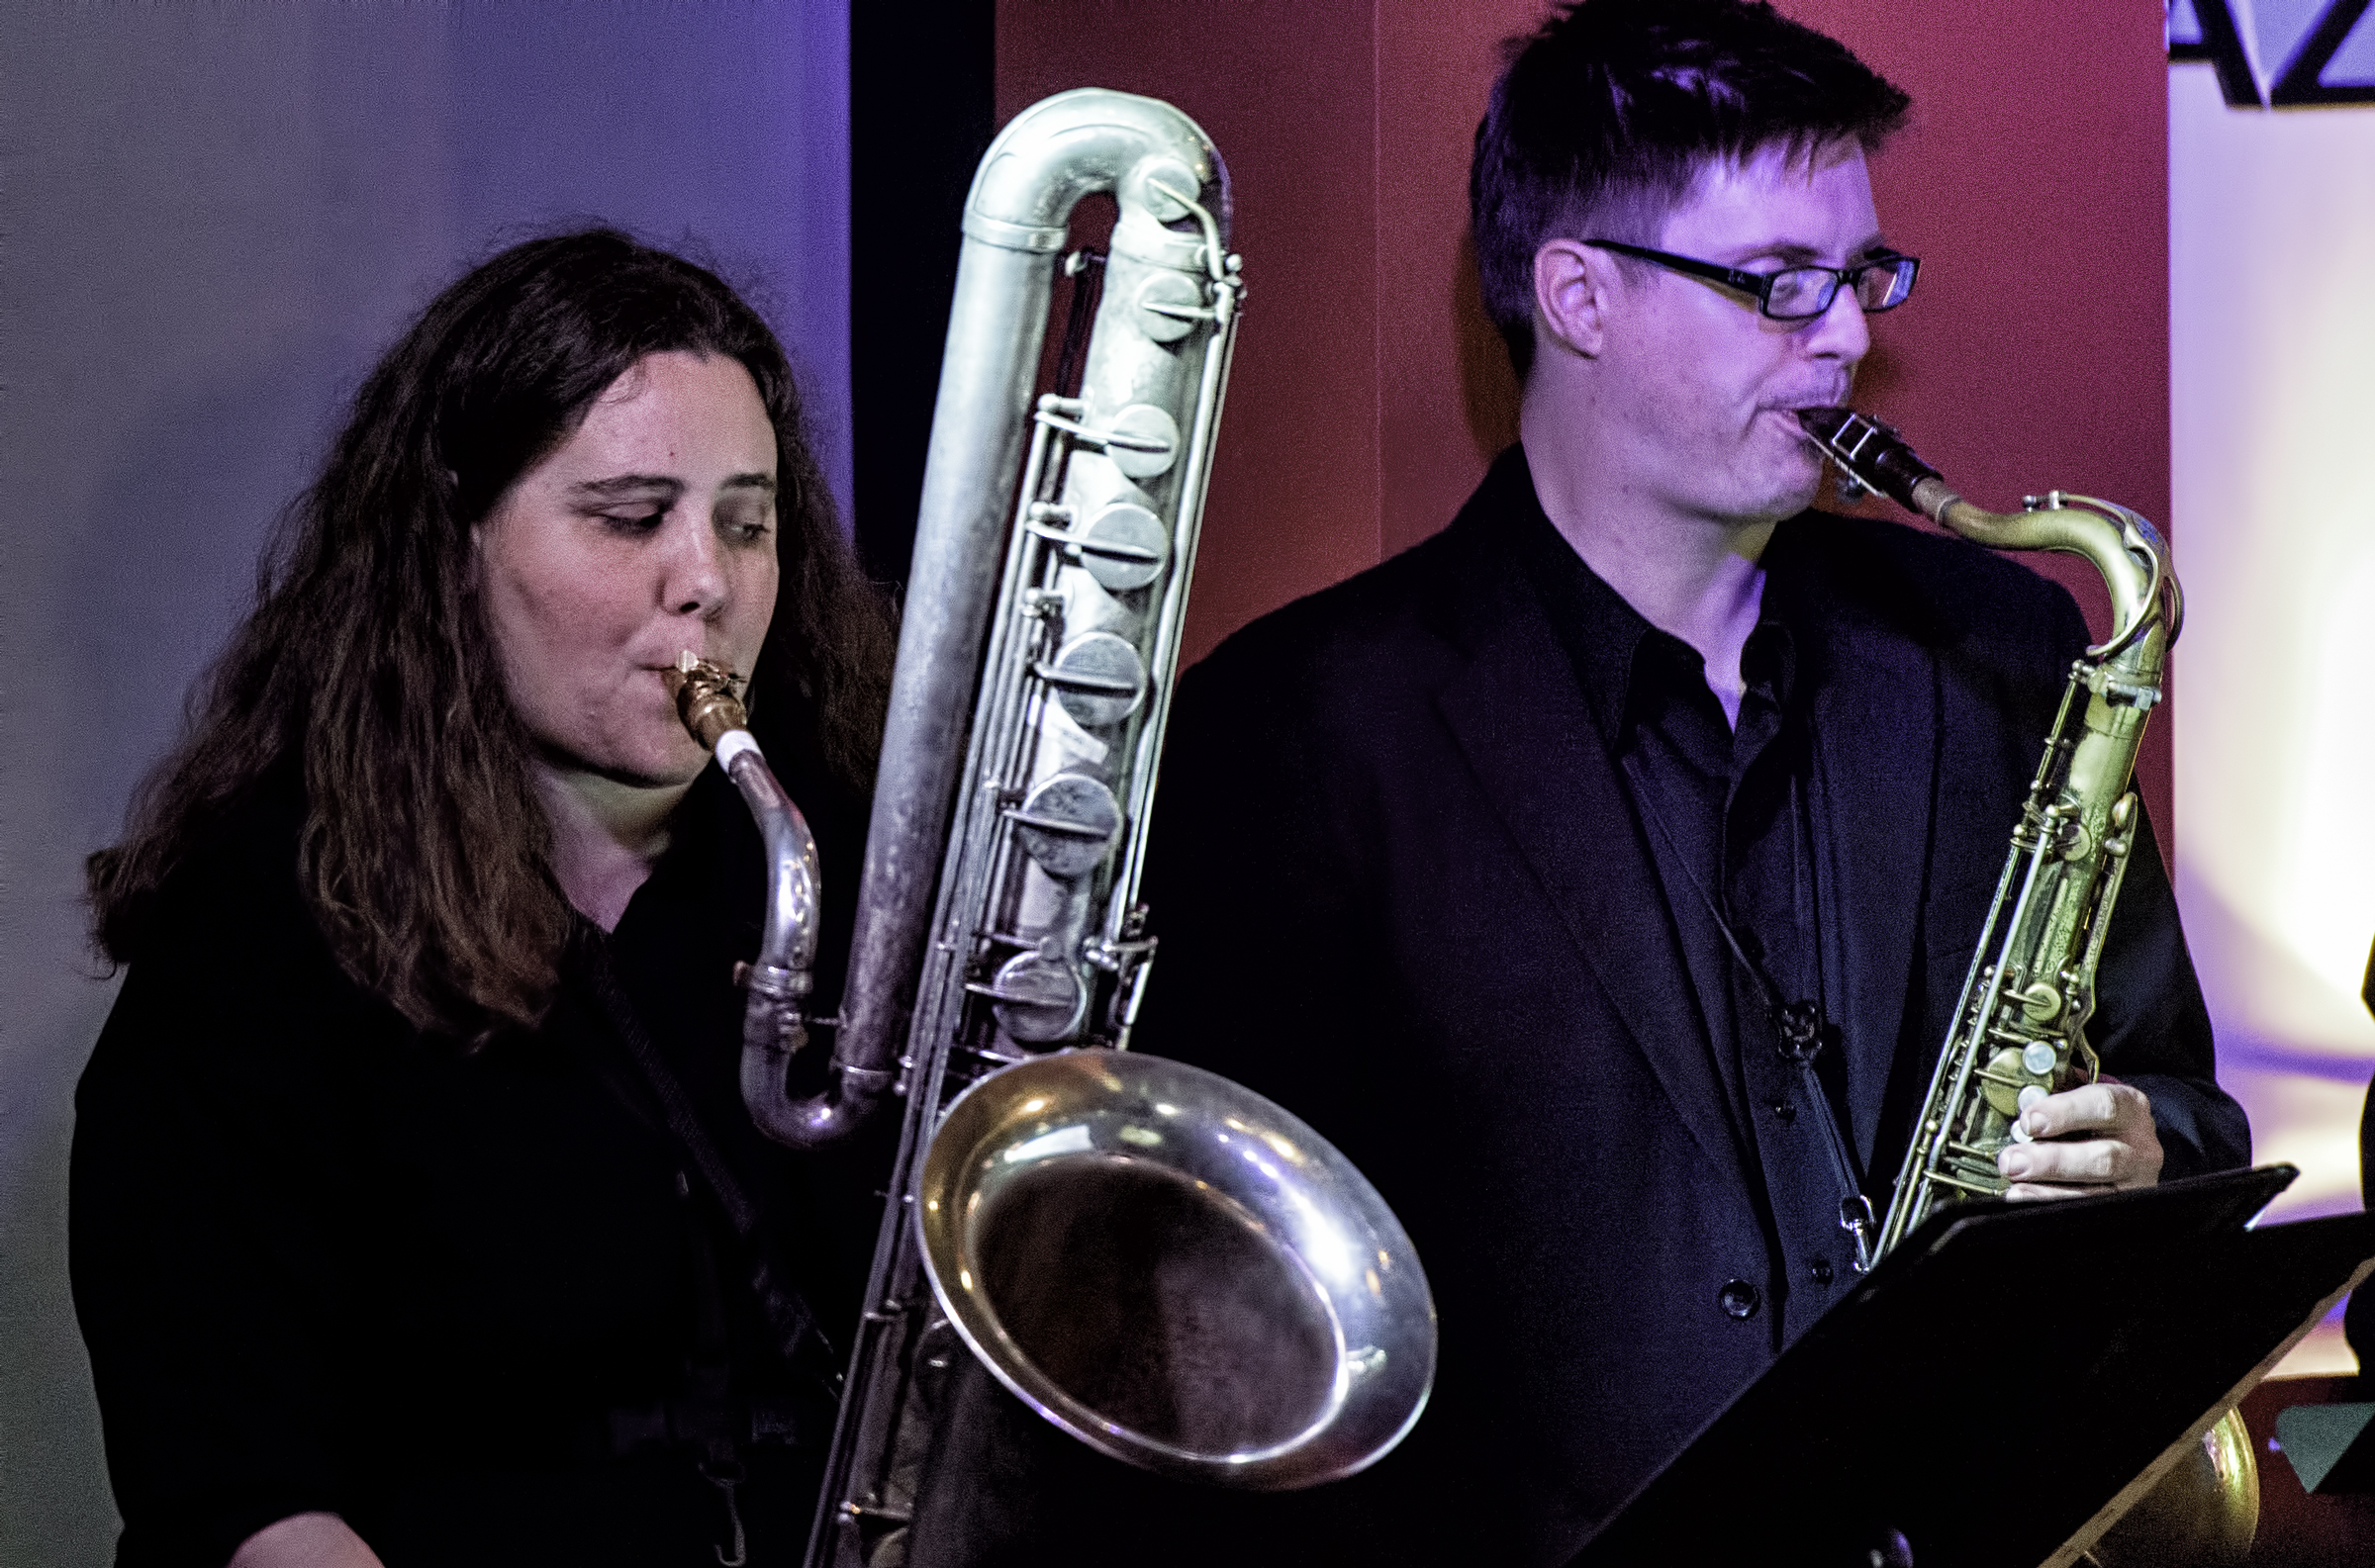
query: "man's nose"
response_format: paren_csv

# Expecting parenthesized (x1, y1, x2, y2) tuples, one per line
(1803, 280, 1870, 361)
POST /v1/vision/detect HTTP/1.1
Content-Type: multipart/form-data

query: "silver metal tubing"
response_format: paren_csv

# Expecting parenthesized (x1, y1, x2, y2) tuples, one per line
(830, 89, 1237, 1139)
(714, 740, 894, 1147)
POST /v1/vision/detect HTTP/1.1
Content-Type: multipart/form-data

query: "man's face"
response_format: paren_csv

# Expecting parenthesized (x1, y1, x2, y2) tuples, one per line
(1594, 140, 1885, 527)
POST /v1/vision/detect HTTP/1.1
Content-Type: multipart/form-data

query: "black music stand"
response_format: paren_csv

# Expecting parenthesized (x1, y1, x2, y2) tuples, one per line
(1567, 1165, 2375, 1568)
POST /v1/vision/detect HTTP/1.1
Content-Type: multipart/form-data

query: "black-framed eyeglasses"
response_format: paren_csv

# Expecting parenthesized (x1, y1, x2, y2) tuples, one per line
(1584, 239, 1920, 322)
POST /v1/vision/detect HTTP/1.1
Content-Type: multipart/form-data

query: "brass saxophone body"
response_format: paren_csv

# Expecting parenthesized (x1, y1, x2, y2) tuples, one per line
(1798, 409, 2181, 1250)
(1798, 409, 2253, 1567)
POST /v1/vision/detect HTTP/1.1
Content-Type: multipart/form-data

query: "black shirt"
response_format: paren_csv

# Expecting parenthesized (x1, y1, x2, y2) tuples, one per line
(1510, 500, 1875, 1337)
(70, 748, 883, 1568)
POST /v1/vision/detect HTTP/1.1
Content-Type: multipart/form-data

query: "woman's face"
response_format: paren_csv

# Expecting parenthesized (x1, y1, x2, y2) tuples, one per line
(477, 349, 780, 787)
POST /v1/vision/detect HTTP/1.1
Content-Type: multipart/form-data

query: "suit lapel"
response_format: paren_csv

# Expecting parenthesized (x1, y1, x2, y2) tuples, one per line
(1792, 542, 1943, 1177)
(1433, 560, 1752, 1193)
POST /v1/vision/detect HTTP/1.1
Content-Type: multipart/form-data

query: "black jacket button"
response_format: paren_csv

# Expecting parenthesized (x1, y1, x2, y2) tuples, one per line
(1808, 1258, 1835, 1285)
(1717, 1279, 1760, 1319)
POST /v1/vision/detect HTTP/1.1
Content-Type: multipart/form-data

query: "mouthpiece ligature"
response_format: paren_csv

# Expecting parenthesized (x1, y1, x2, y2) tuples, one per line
(663, 651, 748, 752)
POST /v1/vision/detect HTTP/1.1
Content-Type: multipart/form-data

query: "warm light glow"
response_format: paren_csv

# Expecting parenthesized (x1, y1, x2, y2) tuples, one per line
(2171, 69, 2375, 1237)
(1002, 1125, 1092, 1163)
(1260, 1131, 1304, 1163)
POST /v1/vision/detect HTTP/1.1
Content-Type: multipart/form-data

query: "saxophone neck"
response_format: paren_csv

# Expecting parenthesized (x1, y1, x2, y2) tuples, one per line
(1940, 491, 2174, 673)
(1795, 408, 2180, 664)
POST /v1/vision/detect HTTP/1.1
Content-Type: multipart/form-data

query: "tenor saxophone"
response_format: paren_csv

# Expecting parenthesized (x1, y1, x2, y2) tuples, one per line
(1798, 409, 2255, 1568)
(675, 90, 1435, 1568)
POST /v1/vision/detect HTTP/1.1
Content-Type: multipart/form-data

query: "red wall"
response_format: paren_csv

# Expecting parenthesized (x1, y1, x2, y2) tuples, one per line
(998, 0, 2174, 843)
(1791, 1, 2174, 844)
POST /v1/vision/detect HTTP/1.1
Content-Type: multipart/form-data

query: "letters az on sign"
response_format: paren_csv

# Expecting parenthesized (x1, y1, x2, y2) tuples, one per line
(2171, 0, 2375, 107)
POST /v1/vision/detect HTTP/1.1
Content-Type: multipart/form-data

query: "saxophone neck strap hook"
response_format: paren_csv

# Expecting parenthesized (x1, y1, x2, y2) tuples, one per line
(1841, 1195, 1877, 1275)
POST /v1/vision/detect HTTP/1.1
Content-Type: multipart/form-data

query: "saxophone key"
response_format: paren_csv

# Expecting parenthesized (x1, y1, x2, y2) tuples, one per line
(1071, 501, 1171, 592)
(1976, 1051, 2037, 1114)
(966, 949, 1088, 1044)
(1133, 270, 1209, 343)
(2018, 981, 2065, 1024)
(1004, 774, 1123, 878)
(1034, 631, 1148, 727)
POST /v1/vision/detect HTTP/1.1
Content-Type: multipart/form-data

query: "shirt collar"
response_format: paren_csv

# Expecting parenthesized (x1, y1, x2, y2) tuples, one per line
(1495, 444, 1803, 748)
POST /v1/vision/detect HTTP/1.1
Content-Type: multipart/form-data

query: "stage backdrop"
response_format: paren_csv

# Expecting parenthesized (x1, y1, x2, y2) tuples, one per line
(0, 6, 850, 1561)
(997, 0, 2177, 842)
(2168, 0, 2375, 1333)
(998, 0, 2372, 1371)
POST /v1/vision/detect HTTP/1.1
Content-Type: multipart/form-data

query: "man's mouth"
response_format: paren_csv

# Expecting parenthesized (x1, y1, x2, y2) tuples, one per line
(1762, 398, 1852, 450)
(1766, 390, 1852, 415)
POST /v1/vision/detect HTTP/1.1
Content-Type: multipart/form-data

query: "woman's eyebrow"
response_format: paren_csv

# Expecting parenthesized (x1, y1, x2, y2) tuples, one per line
(569, 474, 684, 501)
(720, 472, 777, 495)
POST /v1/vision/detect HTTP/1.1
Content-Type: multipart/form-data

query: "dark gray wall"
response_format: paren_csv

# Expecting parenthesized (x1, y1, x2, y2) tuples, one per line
(0, 5, 849, 1560)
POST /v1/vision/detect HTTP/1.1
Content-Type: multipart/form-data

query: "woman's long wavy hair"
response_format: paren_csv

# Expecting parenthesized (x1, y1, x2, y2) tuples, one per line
(88, 229, 897, 1043)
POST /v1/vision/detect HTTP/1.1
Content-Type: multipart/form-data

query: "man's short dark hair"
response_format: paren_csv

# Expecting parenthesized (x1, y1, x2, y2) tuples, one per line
(1472, 0, 1911, 379)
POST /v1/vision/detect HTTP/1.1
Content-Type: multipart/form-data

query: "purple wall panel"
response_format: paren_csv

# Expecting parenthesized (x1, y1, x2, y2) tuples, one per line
(0, 6, 850, 1559)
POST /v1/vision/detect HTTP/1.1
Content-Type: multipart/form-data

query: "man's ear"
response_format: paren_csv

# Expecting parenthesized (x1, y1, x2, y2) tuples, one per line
(1533, 238, 1618, 361)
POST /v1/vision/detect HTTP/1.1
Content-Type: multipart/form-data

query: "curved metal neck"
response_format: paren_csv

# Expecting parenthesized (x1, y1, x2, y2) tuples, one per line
(663, 655, 887, 1149)
(1797, 408, 2177, 664)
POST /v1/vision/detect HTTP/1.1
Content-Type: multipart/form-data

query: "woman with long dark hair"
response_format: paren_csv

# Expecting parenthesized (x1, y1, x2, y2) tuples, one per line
(72, 230, 897, 1568)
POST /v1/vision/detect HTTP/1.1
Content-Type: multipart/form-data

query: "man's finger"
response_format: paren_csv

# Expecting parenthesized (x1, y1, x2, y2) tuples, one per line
(2016, 1080, 2152, 1142)
(1999, 1137, 2125, 1189)
(2002, 1180, 2096, 1204)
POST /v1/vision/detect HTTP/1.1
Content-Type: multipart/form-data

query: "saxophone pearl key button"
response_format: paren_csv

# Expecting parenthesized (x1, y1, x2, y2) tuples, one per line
(1717, 1279, 1760, 1319)
(2022, 1042, 2057, 1077)
(2017, 1084, 2048, 1114)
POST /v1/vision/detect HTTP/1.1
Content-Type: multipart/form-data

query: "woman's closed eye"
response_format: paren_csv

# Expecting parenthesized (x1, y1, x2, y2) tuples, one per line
(594, 507, 669, 535)
(719, 510, 774, 545)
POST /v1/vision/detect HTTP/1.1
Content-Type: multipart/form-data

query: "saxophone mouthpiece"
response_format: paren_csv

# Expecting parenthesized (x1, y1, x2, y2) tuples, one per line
(1793, 406, 1855, 446)
(662, 651, 750, 752)
(1794, 407, 1949, 516)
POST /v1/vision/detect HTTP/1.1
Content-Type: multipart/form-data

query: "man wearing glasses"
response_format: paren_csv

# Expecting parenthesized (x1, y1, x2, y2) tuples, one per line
(1136, 0, 2246, 1562)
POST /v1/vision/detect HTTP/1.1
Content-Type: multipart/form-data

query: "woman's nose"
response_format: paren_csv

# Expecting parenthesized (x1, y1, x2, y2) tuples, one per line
(664, 519, 729, 618)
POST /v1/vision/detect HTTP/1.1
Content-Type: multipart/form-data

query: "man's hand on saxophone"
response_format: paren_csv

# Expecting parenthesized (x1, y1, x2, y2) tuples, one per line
(1995, 1079, 2166, 1200)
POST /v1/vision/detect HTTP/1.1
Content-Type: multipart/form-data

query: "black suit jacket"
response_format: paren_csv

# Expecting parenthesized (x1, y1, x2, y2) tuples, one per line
(1133, 449, 2248, 1564)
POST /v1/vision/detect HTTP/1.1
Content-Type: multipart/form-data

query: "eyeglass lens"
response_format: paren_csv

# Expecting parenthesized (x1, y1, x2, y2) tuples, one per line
(1765, 257, 1915, 320)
